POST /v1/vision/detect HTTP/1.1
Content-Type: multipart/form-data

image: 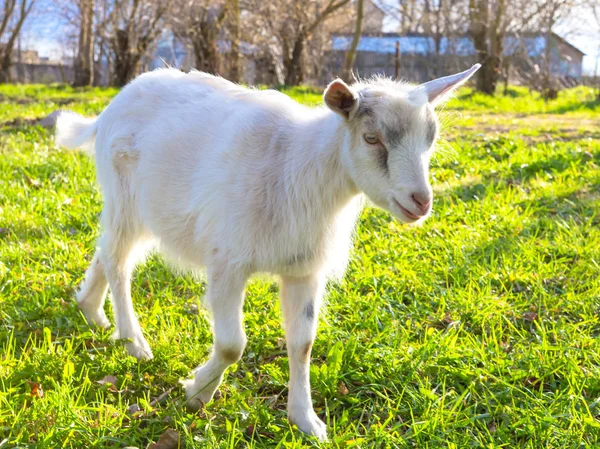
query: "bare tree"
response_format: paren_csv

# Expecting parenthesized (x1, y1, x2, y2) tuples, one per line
(468, 0, 510, 94)
(73, 0, 95, 86)
(380, 0, 427, 33)
(383, 0, 471, 77)
(227, 0, 240, 82)
(251, 0, 350, 85)
(171, 1, 226, 74)
(539, 0, 581, 96)
(341, 0, 363, 83)
(105, 0, 170, 86)
(0, 0, 37, 82)
(589, 0, 600, 99)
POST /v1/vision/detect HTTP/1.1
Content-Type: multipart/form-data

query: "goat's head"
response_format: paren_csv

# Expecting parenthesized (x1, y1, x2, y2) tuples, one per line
(324, 64, 480, 224)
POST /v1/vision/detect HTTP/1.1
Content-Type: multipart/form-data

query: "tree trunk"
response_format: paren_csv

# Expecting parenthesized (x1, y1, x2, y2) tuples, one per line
(0, 0, 34, 83)
(477, 29, 503, 95)
(471, 27, 490, 93)
(0, 57, 11, 83)
(283, 36, 305, 85)
(228, 0, 240, 82)
(111, 30, 141, 86)
(74, 0, 95, 87)
(503, 57, 510, 95)
(341, 0, 364, 83)
(112, 56, 141, 86)
(477, 57, 500, 94)
(469, 0, 502, 95)
(192, 29, 220, 74)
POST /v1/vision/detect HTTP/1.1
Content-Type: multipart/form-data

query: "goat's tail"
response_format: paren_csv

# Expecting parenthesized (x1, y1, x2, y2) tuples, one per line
(55, 111, 98, 154)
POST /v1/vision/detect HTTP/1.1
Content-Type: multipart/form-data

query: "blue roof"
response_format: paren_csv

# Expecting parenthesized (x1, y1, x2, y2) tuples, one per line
(332, 36, 476, 56)
(331, 35, 551, 57)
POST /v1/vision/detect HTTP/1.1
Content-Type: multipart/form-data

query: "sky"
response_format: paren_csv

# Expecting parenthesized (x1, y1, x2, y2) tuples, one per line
(18, 1, 600, 76)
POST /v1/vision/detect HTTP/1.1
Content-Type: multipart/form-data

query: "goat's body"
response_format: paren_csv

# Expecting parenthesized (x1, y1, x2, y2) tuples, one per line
(57, 69, 362, 440)
(89, 69, 360, 279)
(57, 66, 479, 440)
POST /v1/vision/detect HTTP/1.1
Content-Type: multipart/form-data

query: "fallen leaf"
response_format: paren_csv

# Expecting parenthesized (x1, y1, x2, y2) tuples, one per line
(246, 424, 274, 439)
(127, 403, 142, 417)
(441, 312, 454, 325)
(522, 311, 538, 322)
(148, 429, 183, 449)
(23, 174, 41, 188)
(96, 375, 119, 392)
(26, 381, 44, 398)
(150, 387, 174, 407)
(338, 381, 349, 396)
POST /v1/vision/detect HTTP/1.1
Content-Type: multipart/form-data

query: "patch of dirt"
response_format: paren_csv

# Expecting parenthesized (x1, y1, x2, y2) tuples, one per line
(0, 95, 34, 104)
(453, 113, 600, 143)
(0, 118, 39, 128)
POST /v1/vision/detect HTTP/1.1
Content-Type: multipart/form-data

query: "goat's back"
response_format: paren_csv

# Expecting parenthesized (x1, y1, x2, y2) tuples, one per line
(92, 69, 346, 275)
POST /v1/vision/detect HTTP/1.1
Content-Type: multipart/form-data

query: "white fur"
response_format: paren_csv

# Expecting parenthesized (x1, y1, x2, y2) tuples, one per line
(56, 66, 478, 440)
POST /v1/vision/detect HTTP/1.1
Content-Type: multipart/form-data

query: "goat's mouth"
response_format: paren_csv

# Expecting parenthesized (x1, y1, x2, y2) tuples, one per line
(390, 197, 424, 223)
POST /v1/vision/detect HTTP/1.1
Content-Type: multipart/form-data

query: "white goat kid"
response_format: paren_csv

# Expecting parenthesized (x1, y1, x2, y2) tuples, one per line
(56, 64, 480, 441)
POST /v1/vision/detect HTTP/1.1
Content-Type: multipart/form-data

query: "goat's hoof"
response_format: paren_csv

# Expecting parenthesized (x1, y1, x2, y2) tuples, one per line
(125, 339, 154, 360)
(79, 306, 111, 329)
(112, 331, 153, 360)
(289, 408, 328, 442)
(180, 376, 220, 411)
(180, 378, 205, 412)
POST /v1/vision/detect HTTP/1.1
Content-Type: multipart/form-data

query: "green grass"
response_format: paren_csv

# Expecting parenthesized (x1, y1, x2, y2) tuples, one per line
(1, 83, 600, 448)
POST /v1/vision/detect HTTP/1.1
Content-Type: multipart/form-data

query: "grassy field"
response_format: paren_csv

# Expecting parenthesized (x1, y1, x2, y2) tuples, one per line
(1, 81, 600, 448)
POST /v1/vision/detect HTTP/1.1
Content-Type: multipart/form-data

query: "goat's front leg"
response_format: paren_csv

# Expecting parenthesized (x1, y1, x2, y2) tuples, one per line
(181, 267, 247, 410)
(280, 274, 327, 441)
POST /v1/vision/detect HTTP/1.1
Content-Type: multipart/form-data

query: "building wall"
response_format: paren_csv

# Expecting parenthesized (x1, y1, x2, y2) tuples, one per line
(9, 63, 74, 84)
(323, 50, 476, 83)
(326, 33, 584, 84)
(553, 39, 583, 78)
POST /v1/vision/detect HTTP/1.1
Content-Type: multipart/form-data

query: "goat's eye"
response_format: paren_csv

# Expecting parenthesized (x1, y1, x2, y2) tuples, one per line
(363, 133, 379, 145)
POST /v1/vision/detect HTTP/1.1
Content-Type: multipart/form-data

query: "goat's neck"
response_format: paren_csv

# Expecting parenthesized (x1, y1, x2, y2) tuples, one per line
(285, 109, 359, 217)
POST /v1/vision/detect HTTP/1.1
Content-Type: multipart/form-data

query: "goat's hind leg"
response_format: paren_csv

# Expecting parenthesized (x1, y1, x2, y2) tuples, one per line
(77, 251, 110, 328)
(100, 230, 153, 360)
(182, 266, 248, 410)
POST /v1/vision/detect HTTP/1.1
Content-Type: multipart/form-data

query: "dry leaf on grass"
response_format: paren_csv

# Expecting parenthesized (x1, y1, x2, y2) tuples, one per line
(149, 387, 174, 407)
(127, 403, 143, 418)
(245, 424, 274, 439)
(26, 381, 44, 398)
(96, 375, 119, 392)
(148, 429, 183, 449)
(23, 173, 41, 188)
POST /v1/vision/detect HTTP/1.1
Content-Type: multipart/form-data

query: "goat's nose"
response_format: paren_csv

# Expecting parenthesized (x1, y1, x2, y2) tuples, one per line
(411, 192, 432, 214)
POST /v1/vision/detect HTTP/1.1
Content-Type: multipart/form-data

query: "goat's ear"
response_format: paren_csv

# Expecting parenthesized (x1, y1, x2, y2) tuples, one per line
(411, 64, 481, 107)
(324, 79, 359, 119)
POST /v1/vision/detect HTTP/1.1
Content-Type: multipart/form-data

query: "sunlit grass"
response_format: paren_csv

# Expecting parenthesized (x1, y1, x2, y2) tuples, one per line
(1, 83, 599, 448)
